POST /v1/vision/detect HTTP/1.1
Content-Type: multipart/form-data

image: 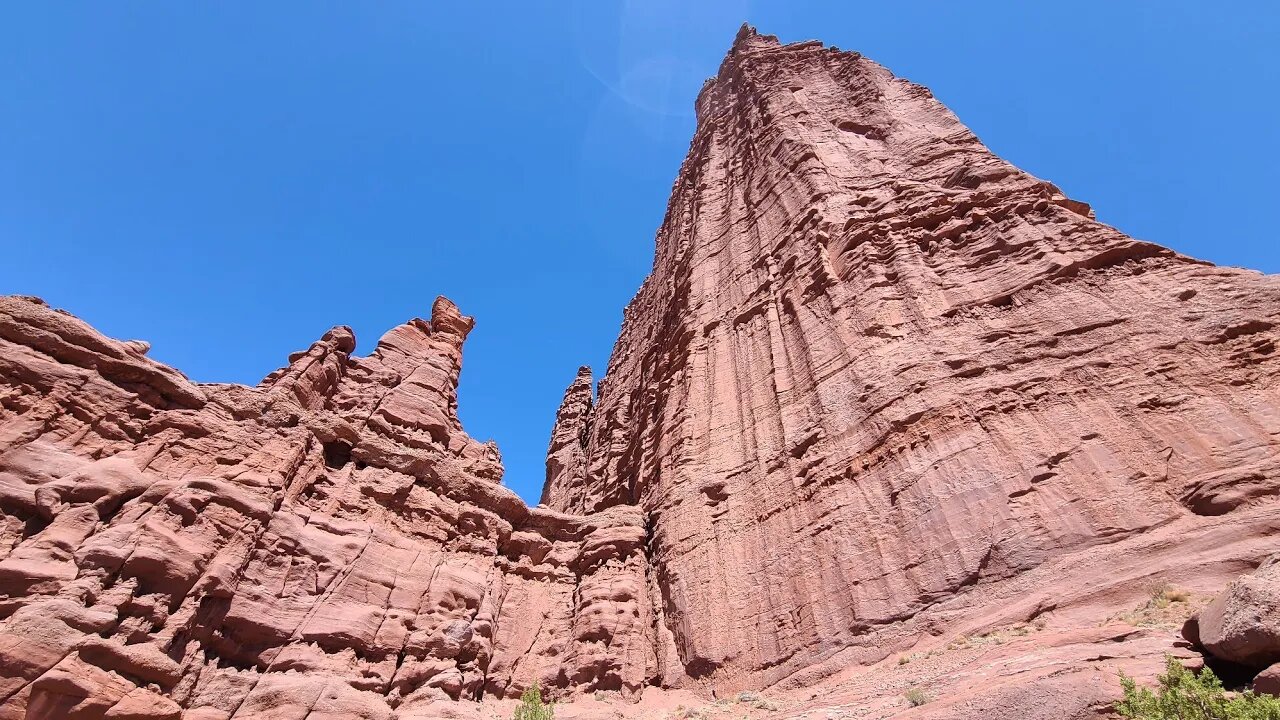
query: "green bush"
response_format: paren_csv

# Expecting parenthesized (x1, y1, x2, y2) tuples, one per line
(513, 682, 554, 720)
(1117, 656, 1280, 720)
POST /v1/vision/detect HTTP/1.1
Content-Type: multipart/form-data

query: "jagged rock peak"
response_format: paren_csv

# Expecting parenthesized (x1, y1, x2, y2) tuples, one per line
(322, 324, 358, 353)
(430, 294, 475, 343)
(731, 23, 781, 50)
(541, 366, 595, 506)
(3, 28, 1280, 720)
(0, 291, 661, 716)
(697, 25, 839, 123)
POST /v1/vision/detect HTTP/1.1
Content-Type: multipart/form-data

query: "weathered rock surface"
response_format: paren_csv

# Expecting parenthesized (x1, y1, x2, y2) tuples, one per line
(3, 24, 1280, 720)
(542, 367, 594, 508)
(1254, 663, 1280, 697)
(546, 24, 1280, 703)
(1189, 555, 1280, 670)
(0, 295, 656, 718)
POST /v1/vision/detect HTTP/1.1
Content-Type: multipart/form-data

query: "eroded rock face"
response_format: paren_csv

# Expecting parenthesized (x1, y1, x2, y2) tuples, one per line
(3, 24, 1280, 720)
(0, 295, 656, 718)
(541, 366, 594, 508)
(543, 25, 1280, 694)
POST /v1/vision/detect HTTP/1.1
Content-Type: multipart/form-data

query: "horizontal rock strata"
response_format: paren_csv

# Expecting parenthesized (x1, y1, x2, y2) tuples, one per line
(0, 295, 655, 719)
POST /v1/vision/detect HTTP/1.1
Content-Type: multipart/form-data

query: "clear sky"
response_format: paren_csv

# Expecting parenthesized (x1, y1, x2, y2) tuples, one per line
(2, 3, 1277, 506)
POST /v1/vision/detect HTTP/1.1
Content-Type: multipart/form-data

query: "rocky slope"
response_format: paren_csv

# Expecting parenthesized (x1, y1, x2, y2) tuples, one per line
(1, 24, 1279, 720)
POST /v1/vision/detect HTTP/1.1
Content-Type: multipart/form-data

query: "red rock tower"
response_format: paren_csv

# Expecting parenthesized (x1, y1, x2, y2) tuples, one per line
(1, 25, 1279, 720)
(542, 24, 1280, 689)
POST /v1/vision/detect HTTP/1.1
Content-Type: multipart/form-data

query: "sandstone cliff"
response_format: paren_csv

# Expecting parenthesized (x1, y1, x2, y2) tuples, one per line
(543, 23, 1280, 699)
(1, 24, 1279, 720)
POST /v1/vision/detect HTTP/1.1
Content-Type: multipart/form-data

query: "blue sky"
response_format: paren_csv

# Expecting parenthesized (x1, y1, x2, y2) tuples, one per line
(2, 3, 1277, 505)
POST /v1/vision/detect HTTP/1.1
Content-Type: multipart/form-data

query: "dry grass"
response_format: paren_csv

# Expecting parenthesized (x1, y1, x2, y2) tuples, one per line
(665, 692, 780, 720)
(945, 621, 1042, 651)
(732, 692, 778, 712)
(903, 687, 931, 707)
(1110, 584, 1201, 628)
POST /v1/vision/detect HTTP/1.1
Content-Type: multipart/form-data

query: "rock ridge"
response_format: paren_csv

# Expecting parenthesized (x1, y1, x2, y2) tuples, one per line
(0, 294, 658, 718)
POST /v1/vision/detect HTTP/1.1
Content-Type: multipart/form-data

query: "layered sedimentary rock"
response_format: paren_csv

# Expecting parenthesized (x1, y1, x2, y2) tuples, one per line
(0, 296, 656, 719)
(543, 25, 1280, 694)
(3, 23, 1280, 720)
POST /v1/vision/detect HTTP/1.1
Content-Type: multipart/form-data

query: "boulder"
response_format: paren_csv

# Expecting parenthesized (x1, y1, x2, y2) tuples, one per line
(1193, 556, 1280, 668)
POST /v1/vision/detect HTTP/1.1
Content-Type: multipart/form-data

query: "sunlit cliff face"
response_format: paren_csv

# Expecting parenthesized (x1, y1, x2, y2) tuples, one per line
(0, 25, 1279, 720)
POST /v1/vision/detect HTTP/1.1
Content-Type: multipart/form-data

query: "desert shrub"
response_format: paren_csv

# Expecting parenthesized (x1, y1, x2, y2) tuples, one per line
(1147, 584, 1192, 610)
(904, 687, 931, 707)
(1117, 656, 1280, 719)
(513, 682, 554, 720)
(728, 691, 776, 711)
(1114, 585, 1198, 628)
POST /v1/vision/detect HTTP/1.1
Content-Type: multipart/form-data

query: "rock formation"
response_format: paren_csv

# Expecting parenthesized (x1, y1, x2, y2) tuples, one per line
(544, 23, 1280, 700)
(0, 296, 657, 718)
(541, 367, 594, 508)
(2, 23, 1279, 720)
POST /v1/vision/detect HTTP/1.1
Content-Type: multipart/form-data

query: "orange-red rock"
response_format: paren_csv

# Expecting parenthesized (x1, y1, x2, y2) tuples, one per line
(2, 25, 1280, 720)
(1191, 555, 1280, 669)
(0, 295, 655, 718)
(545, 23, 1280, 705)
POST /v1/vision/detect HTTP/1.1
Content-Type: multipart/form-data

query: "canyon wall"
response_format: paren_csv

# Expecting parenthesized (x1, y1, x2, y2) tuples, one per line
(542, 25, 1280, 691)
(1, 24, 1279, 720)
